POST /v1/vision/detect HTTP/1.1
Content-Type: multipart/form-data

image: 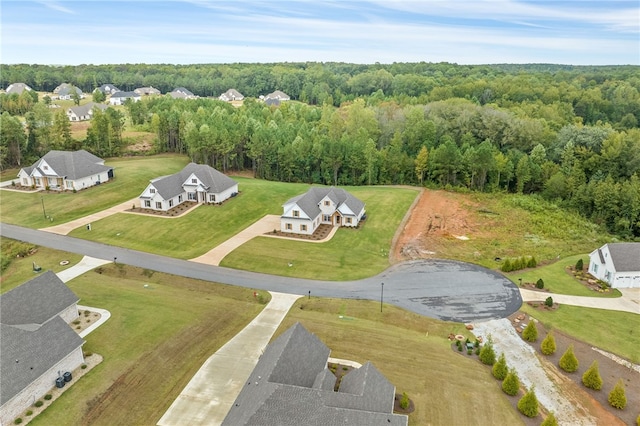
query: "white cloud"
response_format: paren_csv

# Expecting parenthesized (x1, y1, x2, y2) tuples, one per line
(36, 0, 76, 14)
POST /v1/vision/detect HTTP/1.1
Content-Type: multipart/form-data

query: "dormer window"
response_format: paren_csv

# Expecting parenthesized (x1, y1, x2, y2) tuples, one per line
(43, 166, 48, 170)
(150, 188, 156, 193)
(324, 201, 330, 206)
(191, 178, 197, 184)
(293, 210, 299, 217)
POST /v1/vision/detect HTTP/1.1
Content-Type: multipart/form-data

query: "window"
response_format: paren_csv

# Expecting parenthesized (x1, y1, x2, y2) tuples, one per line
(301, 224, 307, 231)
(66, 181, 73, 189)
(346, 217, 352, 224)
(209, 194, 216, 202)
(324, 200, 330, 206)
(188, 192, 197, 201)
(593, 264, 598, 274)
(169, 200, 173, 207)
(150, 188, 156, 193)
(43, 165, 48, 170)
(22, 178, 28, 185)
(293, 210, 299, 217)
(156, 202, 162, 209)
(178, 195, 183, 202)
(285, 223, 292, 230)
(191, 178, 197, 184)
(144, 200, 151, 208)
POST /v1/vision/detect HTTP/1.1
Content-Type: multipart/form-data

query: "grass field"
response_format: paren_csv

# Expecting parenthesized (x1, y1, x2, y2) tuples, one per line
(275, 298, 523, 426)
(28, 264, 267, 426)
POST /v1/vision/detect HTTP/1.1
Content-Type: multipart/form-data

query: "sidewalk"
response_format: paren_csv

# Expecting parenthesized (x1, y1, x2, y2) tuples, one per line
(157, 291, 302, 426)
(520, 288, 639, 314)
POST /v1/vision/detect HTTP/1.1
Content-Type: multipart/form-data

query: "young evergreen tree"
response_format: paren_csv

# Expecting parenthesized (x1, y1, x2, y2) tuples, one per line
(559, 344, 579, 372)
(575, 258, 584, 271)
(400, 392, 410, 410)
(545, 296, 554, 307)
(541, 411, 558, 426)
(536, 278, 545, 289)
(541, 332, 556, 355)
(517, 387, 539, 417)
(492, 352, 508, 380)
(582, 360, 603, 390)
(608, 379, 627, 409)
(527, 256, 537, 268)
(522, 321, 538, 342)
(479, 341, 496, 365)
(502, 369, 520, 396)
(501, 258, 512, 272)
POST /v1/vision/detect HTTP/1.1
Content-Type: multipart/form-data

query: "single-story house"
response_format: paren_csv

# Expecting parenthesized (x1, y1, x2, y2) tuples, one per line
(18, 150, 113, 191)
(0, 271, 85, 426)
(5, 83, 33, 95)
(97, 84, 121, 95)
(109, 91, 141, 105)
(264, 90, 290, 101)
(139, 163, 238, 211)
(134, 86, 161, 96)
(219, 89, 244, 101)
(281, 187, 365, 235)
(169, 87, 196, 99)
(67, 102, 108, 121)
(53, 83, 83, 100)
(222, 323, 407, 426)
(588, 243, 640, 288)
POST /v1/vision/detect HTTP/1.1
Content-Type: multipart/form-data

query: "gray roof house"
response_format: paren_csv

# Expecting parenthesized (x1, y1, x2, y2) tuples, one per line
(18, 149, 113, 191)
(219, 89, 244, 102)
(109, 91, 141, 105)
(67, 102, 108, 121)
(53, 83, 83, 100)
(281, 187, 366, 235)
(139, 163, 238, 212)
(265, 90, 290, 101)
(134, 86, 161, 96)
(0, 272, 84, 425)
(169, 87, 196, 99)
(222, 323, 407, 425)
(5, 83, 33, 94)
(97, 84, 121, 94)
(588, 242, 640, 288)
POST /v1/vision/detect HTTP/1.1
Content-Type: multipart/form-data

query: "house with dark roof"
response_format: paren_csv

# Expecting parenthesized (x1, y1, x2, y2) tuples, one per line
(5, 83, 33, 95)
(109, 91, 141, 105)
(223, 323, 407, 425)
(219, 89, 244, 102)
(18, 150, 113, 191)
(97, 84, 121, 95)
(134, 86, 161, 96)
(281, 187, 365, 235)
(53, 83, 83, 100)
(588, 243, 640, 288)
(139, 163, 238, 211)
(169, 87, 197, 99)
(0, 271, 84, 425)
(67, 102, 108, 121)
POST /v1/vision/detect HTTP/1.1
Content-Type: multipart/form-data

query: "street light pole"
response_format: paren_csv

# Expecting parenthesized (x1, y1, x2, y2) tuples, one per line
(380, 282, 384, 312)
(41, 196, 47, 219)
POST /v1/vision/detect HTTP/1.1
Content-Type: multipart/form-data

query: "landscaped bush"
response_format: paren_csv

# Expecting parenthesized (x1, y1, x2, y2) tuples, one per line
(501, 259, 512, 272)
(522, 321, 538, 342)
(541, 411, 558, 426)
(582, 361, 603, 390)
(536, 278, 544, 289)
(608, 379, 627, 409)
(517, 387, 539, 417)
(545, 296, 554, 307)
(34, 400, 43, 407)
(502, 369, 520, 396)
(479, 341, 496, 365)
(492, 353, 508, 380)
(527, 256, 537, 268)
(575, 258, 584, 271)
(400, 392, 410, 410)
(81, 364, 87, 369)
(559, 344, 579, 372)
(541, 332, 556, 355)
(25, 411, 32, 416)
(14, 418, 22, 424)
(44, 394, 52, 400)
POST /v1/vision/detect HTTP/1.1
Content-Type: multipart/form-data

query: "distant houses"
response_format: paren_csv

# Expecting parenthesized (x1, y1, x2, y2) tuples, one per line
(134, 86, 161, 96)
(97, 84, 121, 95)
(109, 91, 141, 105)
(5, 83, 33, 95)
(53, 83, 83, 100)
(67, 102, 108, 121)
(219, 89, 244, 102)
(169, 87, 197, 99)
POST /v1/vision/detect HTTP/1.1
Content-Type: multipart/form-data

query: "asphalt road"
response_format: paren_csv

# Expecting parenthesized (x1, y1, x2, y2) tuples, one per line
(0, 223, 522, 323)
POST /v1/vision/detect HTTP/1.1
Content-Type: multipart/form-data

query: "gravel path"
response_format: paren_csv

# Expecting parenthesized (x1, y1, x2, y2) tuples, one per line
(473, 319, 597, 426)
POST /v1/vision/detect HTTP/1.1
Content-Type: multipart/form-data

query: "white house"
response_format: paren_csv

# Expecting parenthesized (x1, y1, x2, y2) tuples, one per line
(219, 89, 244, 102)
(265, 90, 290, 101)
(5, 83, 33, 95)
(281, 187, 365, 235)
(134, 86, 161, 96)
(588, 243, 640, 288)
(97, 84, 121, 95)
(139, 163, 238, 212)
(0, 271, 84, 426)
(18, 150, 113, 191)
(169, 87, 197, 99)
(66, 102, 108, 121)
(53, 83, 83, 100)
(109, 91, 141, 105)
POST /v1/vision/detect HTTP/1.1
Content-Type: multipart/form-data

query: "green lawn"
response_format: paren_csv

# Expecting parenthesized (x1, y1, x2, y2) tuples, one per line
(522, 304, 640, 364)
(29, 264, 267, 426)
(221, 186, 418, 280)
(277, 298, 523, 426)
(508, 254, 621, 298)
(0, 154, 189, 228)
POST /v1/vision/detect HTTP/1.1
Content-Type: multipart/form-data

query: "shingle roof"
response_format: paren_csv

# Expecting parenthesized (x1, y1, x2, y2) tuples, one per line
(6, 83, 32, 94)
(55, 84, 83, 97)
(150, 163, 237, 200)
(22, 150, 111, 181)
(222, 323, 407, 426)
(98, 84, 120, 93)
(68, 102, 108, 118)
(220, 89, 244, 101)
(284, 187, 365, 219)
(606, 243, 640, 272)
(0, 270, 80, 326)
(134, 86, 161, 95)
(265, 90, 290, 100)
(110, 91, 139, 99)
(172, 87, 195, 97)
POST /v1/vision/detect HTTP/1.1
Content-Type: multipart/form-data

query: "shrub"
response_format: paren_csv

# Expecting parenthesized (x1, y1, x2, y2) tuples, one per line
(559, 345, 579, 372)
(400, 392, 410, 409)
(501, 259, 512, 272)
(575, 258, 584, 271)
(34, 400, 43, 407)
(81, 364, 87, 369)
(541, 411, 558, 426)
(479, 341, 496, 365)
(518, 387, 539, 417)
(457, 343, 462, 352)
(541, 332, 556, 355)
(502, 369, 520, 396)
(527, 256, 537, 268)
(582, 361, 603, 390)
(492, 353, 508, 380)
(536, 278, 544, 289)
(467, 348, 473, 355)
(14, 418, 22, 424)
(608, 379, 627, 409)
(44, 394, 52, 400)
(545, 296, 554, 307)
(25, 411, 33, 416)
(522, 321, 538, 342)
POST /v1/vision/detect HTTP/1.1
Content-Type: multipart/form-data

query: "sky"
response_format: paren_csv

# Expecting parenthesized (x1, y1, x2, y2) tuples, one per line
(1, 0, 638, 65)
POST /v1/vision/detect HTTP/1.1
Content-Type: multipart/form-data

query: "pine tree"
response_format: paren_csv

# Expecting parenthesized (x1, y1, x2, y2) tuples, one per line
(541, 411, 558, 426)
(541, 332, 556, 355)
(575, 258, 584, 271)
(536, 278, 544, 289)
(582, 361, 603, 390)
(501, 258, 512, 272)
(527, 256, 537, 268)
(559, 344, 579, 372)
(492, 352, 508, 380)
(518, 387, 539, 417)
(479, 341, 496, 365)
(502, 369, 520, 396)
(608, 379, 627, 409)
(522, 321, 538, 342)
(545, 296, 554, 307)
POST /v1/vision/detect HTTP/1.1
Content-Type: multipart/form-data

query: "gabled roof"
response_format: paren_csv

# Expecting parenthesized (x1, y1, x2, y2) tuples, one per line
(0, 271, 80, 327)
(265, 90, 290, 100)
(134, 86, 161, 95)
(6, 83, 32, 94)
(97, 84, 121, 93)
(20, 150, 110, 181)
(284, 187, 365, 219)
(150, 163, 237, 200)
(219, 89, 244, 101)
(68, 102, 108, 118)
(55, 83, 83, 96)
(110, 91, 139, 99)
(171, 87, 195, 97)
(606, 243, 640, 272)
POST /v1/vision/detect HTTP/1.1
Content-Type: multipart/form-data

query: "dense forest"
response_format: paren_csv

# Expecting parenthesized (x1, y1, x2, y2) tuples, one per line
(1, 62, 639, 238)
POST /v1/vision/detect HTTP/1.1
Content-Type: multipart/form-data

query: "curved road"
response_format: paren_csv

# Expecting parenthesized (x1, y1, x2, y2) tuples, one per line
(0, 223, 522, 323)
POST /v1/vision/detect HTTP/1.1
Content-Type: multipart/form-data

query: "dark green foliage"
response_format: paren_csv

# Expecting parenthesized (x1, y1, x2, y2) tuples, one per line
(522, 321, 538, 342)
(575, 258, 584, 271)
(400, 392, 410, 410)
(44, 394, 52, 400)
(479, 341, 496, 365)
(608, 379, 627, 409)
(517, 387, 539, 417)
(492, 353, 508, 380)
(14, 418, 22, 424)
(502, 369, 520, 396)
(582, 361, 603, 390)
(501, 259, 512, 272)
(34, 401, 43, 407)
(536, 278, 544, 289)
(541, 332, 556, 355)
(559, 345, 579, 373)
(545, 296, 554, 307)
(527, 256, 537, 268)
(541, 412, 558, 426)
